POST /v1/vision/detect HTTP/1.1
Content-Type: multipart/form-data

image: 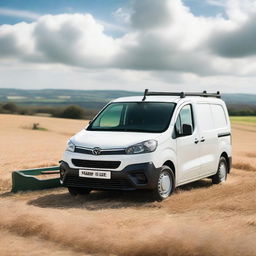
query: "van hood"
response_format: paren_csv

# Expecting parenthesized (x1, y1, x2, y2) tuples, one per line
(72, 129, 160, 149)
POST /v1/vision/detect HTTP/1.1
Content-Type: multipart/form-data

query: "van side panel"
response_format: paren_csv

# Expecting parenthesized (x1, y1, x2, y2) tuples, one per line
(196, 103, 219, 176)
(211, 103, 232, 160)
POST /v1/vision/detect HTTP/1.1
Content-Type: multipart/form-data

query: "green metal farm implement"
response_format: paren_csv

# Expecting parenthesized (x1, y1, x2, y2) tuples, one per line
(12, 166, 62, 192)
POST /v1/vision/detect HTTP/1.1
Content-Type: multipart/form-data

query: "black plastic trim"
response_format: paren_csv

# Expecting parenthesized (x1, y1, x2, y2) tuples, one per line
(75, 147, 126, 155)
(218, 132, 231, 138)
(60, 161, 159, 191)
(71, 159, 121, 169)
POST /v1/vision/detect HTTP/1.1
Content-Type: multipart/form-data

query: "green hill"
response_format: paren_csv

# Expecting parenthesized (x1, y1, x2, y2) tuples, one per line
(0, 88, 255, 110)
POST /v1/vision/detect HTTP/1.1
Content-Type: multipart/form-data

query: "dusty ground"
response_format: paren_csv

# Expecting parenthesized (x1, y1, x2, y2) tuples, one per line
(0, 114, 255, 256)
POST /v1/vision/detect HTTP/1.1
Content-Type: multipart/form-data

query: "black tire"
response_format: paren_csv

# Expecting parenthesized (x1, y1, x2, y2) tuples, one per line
(152, 166, 175, 202)
(68, 187, 91, 196)
(212, 157, 228, 184)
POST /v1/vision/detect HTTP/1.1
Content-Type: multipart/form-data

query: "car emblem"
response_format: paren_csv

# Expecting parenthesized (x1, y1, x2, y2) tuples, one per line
(92, 147, 101, 155)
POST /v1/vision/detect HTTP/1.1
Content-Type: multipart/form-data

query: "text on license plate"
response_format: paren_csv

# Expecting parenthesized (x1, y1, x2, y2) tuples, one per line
(79, 170, 111, 179)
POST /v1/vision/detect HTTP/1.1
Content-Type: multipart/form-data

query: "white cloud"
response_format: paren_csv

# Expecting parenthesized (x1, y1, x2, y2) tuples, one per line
(0, 13, 121, 67)
(0, 8, 40, 20)
(113, 8, 131, 24)
(33, 14, 120, 67)
(0, 0, 256, 92)
(209, 15, 256, 58)
(96, 19, 127, 34)
(0, 22, 36, 58)
(225, 0, 256, 22)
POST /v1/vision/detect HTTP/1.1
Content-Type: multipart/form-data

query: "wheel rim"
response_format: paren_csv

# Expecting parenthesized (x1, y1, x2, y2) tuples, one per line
(219, 162, 227, 182)
(158, 171, 172, 198)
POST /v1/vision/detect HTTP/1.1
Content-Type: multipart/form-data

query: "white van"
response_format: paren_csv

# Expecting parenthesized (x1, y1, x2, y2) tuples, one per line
(60, 90, 232, 201)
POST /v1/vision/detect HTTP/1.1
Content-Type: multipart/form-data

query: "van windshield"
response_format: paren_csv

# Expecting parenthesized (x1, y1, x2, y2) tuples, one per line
(87, 102, 176, 133)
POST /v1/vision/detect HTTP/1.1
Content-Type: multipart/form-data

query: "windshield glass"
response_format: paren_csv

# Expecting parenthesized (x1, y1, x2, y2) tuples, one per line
(87, 102, 176, 133)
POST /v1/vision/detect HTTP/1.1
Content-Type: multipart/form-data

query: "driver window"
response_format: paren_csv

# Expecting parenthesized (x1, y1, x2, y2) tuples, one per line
(95, 104, 124, 127)
(175, 104, 194, 136)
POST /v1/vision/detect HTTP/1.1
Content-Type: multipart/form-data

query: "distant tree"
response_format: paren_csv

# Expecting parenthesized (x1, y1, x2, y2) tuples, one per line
(2, 102, 18, 113)
(60, 105, 85, 119)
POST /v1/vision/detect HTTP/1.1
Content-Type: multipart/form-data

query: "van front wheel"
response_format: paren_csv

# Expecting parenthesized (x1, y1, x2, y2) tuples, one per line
(152, 166, 175, 201)
(212, 157, 228, 184)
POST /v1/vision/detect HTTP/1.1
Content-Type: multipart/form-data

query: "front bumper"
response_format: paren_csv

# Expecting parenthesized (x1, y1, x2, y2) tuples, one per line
(60, 161, 159, 191)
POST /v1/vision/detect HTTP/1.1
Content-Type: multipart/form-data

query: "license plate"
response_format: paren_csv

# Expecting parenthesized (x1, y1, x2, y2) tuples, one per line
(79, 169, 111, 179)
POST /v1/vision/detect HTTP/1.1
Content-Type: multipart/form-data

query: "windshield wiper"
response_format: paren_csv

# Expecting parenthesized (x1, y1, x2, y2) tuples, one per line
(125, 128, 157, 133)
(88, 127, 159, 133)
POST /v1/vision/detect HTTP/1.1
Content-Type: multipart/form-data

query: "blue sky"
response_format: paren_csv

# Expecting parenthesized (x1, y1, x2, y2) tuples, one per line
(183, 0, 225, 16)
(0, 0, 256, 93)
(0, 0, 128, 24)
(0, 0, 224, 25)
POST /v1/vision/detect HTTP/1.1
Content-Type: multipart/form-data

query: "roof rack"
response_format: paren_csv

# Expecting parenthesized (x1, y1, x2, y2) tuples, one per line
(142, 89, 221, 101)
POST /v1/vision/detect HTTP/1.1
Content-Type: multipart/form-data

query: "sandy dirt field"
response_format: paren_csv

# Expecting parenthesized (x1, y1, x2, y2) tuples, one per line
(0, 114, 255, 256)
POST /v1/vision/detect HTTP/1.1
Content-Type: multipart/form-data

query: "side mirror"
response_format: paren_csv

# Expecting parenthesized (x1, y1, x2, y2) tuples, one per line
(182, 124, 192, 136)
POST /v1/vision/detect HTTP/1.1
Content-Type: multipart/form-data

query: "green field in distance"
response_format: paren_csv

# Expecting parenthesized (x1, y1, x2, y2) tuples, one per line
(230, 116, 256, 124)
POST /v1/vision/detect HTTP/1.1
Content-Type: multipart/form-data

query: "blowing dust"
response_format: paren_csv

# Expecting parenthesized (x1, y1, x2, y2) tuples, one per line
(0, 196, 255, 256)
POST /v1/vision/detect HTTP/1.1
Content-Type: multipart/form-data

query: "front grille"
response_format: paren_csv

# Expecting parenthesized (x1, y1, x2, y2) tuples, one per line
(64, 175, 132, 190)
(75, 147, 126, 155)
(71, 159, 121, 169)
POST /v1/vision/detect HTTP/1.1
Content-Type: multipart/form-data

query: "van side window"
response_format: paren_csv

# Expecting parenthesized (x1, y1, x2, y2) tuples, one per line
(197, 103, 214, 131)
(175, 104, 194, 136)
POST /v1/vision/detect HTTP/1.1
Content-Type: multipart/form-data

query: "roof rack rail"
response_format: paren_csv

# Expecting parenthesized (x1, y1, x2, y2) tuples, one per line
(142, 89, 221, 101)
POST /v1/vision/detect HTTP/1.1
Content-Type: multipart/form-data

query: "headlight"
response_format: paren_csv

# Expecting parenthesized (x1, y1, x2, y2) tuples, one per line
(66, 140, 75, 152)
(126, 140, 158, 154)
